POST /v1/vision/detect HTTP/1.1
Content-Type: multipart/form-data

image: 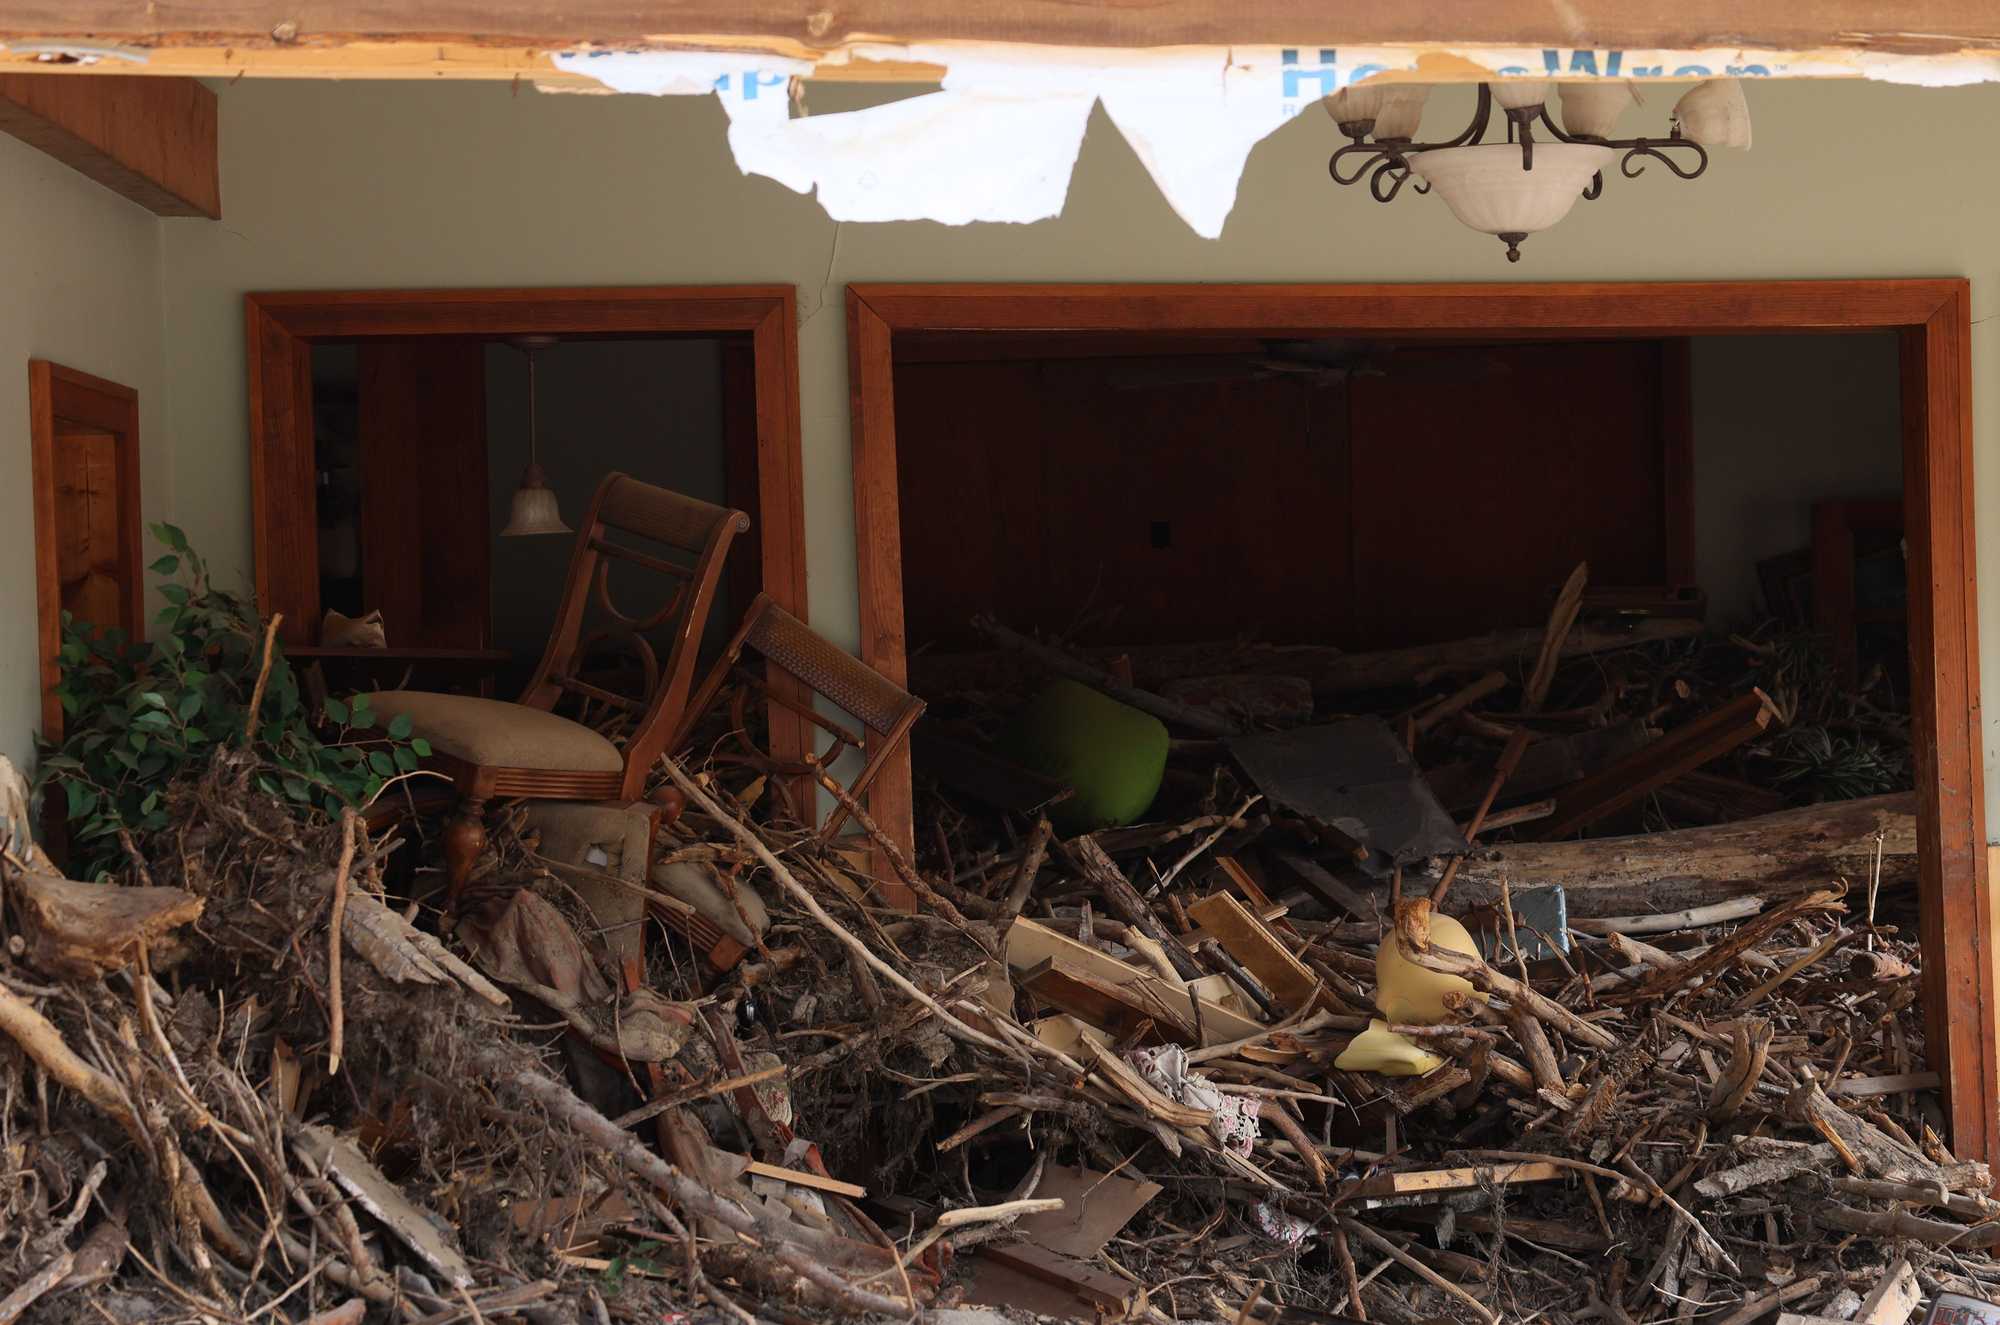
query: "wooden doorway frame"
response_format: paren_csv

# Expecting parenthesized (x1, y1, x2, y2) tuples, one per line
(847, 279, 1994, 1168)
(245, 285, 810, 760)
(29, 359, 144, 747)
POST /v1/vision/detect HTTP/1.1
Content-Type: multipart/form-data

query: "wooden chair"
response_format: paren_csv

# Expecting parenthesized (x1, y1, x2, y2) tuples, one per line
(675, 591, 925, 841)
(370, 473, 748, 902)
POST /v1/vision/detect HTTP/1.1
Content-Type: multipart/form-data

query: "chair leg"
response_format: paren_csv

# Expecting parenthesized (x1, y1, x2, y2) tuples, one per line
(442, 797, 488, 907)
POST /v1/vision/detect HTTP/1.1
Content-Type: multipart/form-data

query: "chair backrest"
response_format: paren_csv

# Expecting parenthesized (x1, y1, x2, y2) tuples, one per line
(521, 472, 749, 799)
(680, 592, 925, 839)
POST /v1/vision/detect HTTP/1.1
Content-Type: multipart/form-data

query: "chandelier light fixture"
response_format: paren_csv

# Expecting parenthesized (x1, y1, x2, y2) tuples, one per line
(1325, 78, 1752, 262)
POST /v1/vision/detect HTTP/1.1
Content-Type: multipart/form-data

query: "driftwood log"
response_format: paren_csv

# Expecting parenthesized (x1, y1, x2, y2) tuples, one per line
(910, 618, 1704, 701)
(5, 870, 203, 980)
(1443, 792, 1915, 917)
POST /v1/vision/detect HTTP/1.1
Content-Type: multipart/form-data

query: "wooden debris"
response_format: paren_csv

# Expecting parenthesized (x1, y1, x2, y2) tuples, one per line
(1529, 689, 1780, 839)
(6, 869, 201, 979)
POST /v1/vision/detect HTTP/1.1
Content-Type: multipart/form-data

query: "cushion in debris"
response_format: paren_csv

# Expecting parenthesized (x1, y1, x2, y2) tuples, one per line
(366, 692, 623, 771)
(1002, 679, 1167, 833)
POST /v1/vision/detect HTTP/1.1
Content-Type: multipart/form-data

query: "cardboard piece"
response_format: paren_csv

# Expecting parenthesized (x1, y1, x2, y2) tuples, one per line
(1016, 1164, 1163, 1259)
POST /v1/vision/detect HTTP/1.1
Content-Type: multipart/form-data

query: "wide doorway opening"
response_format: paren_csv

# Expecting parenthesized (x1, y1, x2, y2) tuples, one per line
(848, 281, 1992, 1170)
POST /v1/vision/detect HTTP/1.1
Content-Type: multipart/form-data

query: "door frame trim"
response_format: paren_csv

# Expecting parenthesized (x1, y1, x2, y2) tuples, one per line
(846, 278, 1992, 1167)
(245, 284, 810, 761)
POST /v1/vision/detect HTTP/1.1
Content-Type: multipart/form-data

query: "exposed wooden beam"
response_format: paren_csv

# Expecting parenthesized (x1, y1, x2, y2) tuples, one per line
(0, 1, 1998, 56)
(0, 74, 217, 217)
(0, 2, 1992, 83)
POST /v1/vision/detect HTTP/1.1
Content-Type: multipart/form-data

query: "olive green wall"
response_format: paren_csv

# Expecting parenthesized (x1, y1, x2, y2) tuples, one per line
(0, 132, 170, 770)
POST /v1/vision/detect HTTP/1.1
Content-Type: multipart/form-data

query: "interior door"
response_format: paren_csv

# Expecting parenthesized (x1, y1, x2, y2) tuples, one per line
(30, 360, 143, 745)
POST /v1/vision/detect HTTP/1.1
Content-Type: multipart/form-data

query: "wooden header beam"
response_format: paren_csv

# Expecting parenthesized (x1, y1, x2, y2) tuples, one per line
(0, 74, 217, 217)
(0, 2, 1993, 84)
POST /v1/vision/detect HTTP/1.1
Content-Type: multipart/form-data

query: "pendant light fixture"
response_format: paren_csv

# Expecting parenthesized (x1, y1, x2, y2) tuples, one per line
(1325, 78, 1751, 261)
(499, 334, 572, 537)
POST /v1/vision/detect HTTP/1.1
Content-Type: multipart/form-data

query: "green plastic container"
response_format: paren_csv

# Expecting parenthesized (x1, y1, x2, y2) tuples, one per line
(1003, 679, 1168, 834)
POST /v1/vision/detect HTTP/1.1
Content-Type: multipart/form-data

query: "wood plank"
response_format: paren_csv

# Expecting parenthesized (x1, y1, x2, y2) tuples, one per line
(0, 3, 1996, 61)
(1527, 690, 1778, 840)
(0, 74, 215, 217)
(1342, 1160, 1565, 1200)
(1004, 918, 1263, 1045)
(1018, 957, 1195, 1045)
(742, 1160, 866, 1199)
(1184, 891, 1319, 1011)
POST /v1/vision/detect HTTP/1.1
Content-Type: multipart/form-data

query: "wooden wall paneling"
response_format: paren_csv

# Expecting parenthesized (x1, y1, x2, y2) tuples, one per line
(28, 360, 143, 746)
(1902, 285, 1997, 1174)
(1660, 338, 1697, 586)
(357, 340, 489, 648)
(1346, 340, 1668, 646)
(0, 74, 218, 218)
(848, 281, 1993, 1165)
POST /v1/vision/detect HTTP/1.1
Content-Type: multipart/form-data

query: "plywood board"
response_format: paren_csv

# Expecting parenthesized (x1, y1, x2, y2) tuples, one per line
(1184, 891, 1319, 1010)
(1005, 918, 1263, 1044)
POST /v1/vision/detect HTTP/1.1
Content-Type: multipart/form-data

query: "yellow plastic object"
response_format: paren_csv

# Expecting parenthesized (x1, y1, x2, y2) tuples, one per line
(1375, 900, 1484, 1025)
(1333, 1019, 1447, 1077)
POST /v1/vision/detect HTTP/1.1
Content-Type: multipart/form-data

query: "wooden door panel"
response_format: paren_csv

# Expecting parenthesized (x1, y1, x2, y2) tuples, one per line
(52, 429, 130, 634)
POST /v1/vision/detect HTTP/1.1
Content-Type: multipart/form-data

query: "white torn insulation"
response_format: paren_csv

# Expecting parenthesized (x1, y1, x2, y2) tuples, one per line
(552, 41, 2000, 237)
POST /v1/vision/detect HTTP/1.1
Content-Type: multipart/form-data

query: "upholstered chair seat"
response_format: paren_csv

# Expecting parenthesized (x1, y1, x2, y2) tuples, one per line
(369, 691, 622, 772)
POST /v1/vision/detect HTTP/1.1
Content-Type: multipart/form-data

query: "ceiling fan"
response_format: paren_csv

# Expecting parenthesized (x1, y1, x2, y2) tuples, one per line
(1105, 339, 1385, 391)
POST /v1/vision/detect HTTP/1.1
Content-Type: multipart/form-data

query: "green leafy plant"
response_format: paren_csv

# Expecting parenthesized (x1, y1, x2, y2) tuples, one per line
(35, 523, 428, 877)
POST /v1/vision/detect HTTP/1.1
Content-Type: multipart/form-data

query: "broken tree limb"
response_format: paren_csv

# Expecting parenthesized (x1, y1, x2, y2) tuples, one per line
(6, 870, 203, 980)
(1446, 793, 1915, 917)
(1523, 562, 1588, 713)
(970, 615, 1241, 736)
(1430, 727, 1532, 908)
(1067, 835, 1204, 982)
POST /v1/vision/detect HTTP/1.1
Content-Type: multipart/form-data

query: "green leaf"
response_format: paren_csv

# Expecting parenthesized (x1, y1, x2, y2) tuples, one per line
(176, 691, 203, 720)
(387, 713, 413, 740)
(149, 554, 180, 575)
(156, 522, 190, 553)
(349, 711, 375, 731)
(392, 746, 418, 772)
(64, 782, 96, 818)
(183, 726, 208, 745)
(367, 750, 395, 777)
(322, 696, 350, 724)
(139, 791, 159, 816)
(411, 738, 432, 757)
(159, 584, 189, 606)
(282, 776, 310, 802)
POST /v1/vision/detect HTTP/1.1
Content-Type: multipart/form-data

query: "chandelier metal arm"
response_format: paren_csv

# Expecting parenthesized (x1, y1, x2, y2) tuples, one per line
(1533, 106, 1710, 180)
(1325, 84, 1494, 190)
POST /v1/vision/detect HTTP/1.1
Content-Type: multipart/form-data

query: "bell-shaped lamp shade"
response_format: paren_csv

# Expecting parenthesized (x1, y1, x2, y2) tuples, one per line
(1558, 80, 1640, 138)
(1672, 78, 1752, 149)
(1490, 79, 1550, 111)
(1372, 84, 1431, 140)
(1323, 82, 1390, 132)
(500, 462, 571, 537)
(1408, 142, 1615, 261)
